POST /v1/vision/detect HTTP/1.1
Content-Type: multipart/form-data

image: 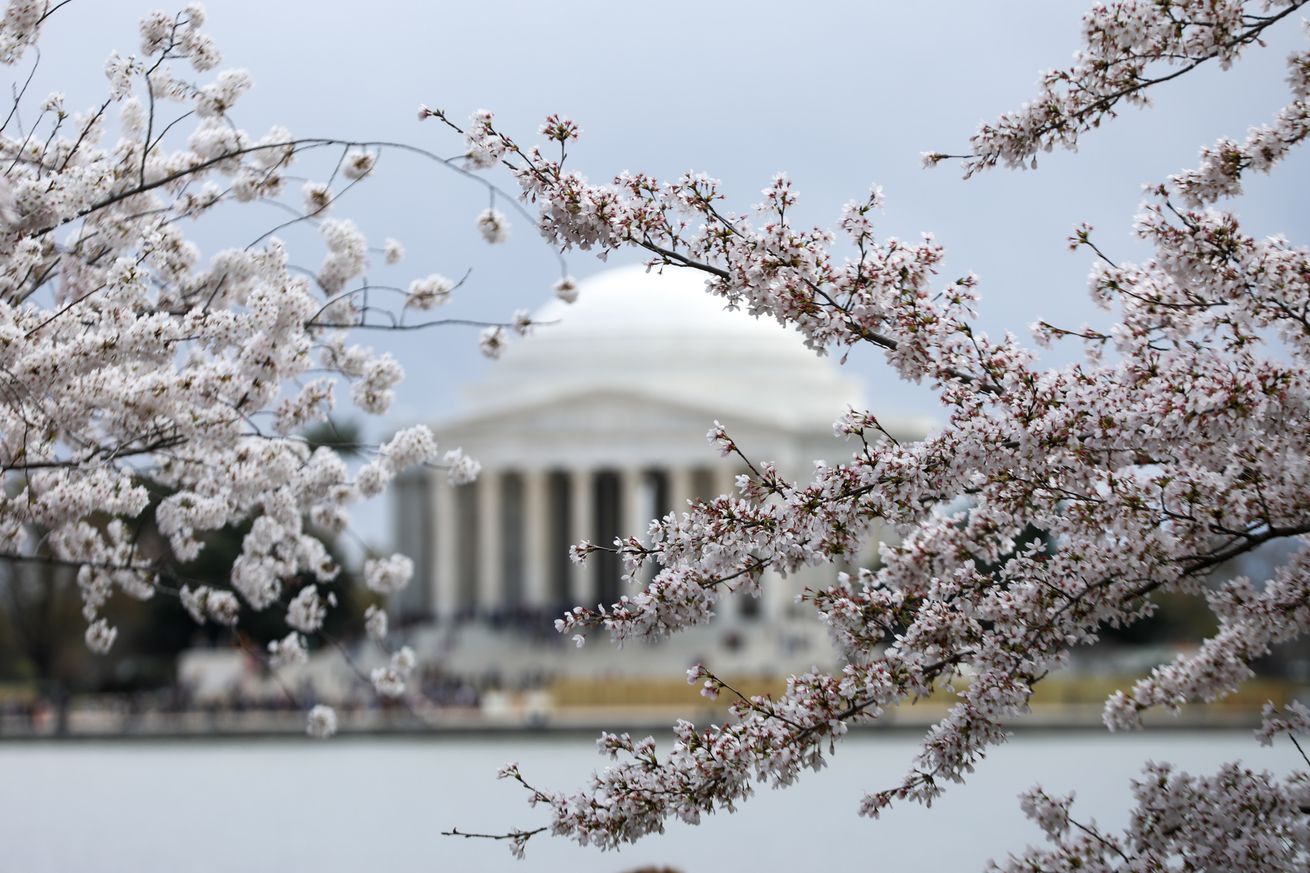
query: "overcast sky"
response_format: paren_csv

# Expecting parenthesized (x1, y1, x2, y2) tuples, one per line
(26, 0, 1310, 548)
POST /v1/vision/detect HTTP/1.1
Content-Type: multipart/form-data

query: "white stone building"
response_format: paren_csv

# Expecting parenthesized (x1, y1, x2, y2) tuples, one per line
(392, 266, 926, 671)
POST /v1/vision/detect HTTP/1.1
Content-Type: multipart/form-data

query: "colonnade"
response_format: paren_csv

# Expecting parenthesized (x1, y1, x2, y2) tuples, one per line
(410, 464, 770, 625)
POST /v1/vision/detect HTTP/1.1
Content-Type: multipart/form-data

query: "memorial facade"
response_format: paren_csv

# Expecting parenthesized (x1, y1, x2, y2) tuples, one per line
(392, 266, 926, 631)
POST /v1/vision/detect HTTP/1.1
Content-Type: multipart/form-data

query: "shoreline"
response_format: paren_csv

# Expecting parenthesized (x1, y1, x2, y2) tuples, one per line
(0, 703, 1269, 742)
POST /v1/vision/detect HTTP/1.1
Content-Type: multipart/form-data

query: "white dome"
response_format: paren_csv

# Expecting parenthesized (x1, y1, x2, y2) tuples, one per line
(460, 265, 862, 429)
(531, 265, 807, 342)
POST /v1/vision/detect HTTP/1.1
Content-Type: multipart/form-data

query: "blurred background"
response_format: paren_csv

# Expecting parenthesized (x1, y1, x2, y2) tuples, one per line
(1, 2, 1307, 871)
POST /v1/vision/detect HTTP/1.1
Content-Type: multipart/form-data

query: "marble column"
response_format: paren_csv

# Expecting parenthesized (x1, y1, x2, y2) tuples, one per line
(477, 470, 502, 615)
(621, 468, 647, 542)
(761, 567, 787, 623)
(523, 468, 550, 610)
(433, 476, 457, 622)
(715, 464, 741, 623)
(621, 467, 649, 587)
(715, 464, 739, 501)
(568, 469, 594, 606)
(669, 466, 695, 516)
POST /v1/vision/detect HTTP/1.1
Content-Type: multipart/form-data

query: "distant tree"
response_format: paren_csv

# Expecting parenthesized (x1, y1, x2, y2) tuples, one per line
(301, 418, 365, 458)
(435, 1, 1310, 868)
(0, 551, 84, 728)
(132, 476, 366, 656)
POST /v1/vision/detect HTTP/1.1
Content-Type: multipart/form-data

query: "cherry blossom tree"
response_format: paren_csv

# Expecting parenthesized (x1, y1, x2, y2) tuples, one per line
(434, 1, 1310, 867)
(0, 1, 553, 734)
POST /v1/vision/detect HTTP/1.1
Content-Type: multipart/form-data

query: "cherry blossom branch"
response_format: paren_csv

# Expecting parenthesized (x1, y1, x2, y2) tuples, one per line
(928, 0, 1310, 176)
(424, 2, 1310, 857)
(0, 3, 557, 734)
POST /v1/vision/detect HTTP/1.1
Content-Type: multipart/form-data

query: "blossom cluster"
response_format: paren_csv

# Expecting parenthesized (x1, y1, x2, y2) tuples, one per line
(946, 1, 1309, 178)
(0, 3, 524, 734)
(995, 760, 1310, 871)
(437, 0, 1310, 864)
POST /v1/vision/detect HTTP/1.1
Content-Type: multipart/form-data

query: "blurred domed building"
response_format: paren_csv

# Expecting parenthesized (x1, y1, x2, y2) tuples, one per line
(392, 266, 926, 671)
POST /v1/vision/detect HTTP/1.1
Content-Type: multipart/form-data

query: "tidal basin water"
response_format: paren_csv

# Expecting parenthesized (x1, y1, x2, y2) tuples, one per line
(0, 730, 1296, 872)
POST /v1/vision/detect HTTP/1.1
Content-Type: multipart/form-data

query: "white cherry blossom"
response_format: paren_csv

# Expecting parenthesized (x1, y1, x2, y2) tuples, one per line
(434, 0, 1310, 863)
(305, 704, 337, 738)
(0, 3, 538, 739)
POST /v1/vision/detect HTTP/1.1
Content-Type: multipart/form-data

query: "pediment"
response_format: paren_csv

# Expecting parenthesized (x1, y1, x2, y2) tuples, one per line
(439, 385, 786, 441)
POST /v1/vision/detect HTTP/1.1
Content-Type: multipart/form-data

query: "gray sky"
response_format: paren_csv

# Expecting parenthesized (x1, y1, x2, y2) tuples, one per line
(29, 0, 1310, 548)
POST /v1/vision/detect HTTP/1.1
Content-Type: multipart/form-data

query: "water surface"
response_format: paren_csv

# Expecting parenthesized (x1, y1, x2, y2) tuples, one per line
(0, 730, 1295, 872)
